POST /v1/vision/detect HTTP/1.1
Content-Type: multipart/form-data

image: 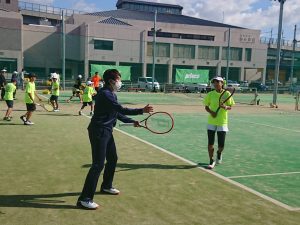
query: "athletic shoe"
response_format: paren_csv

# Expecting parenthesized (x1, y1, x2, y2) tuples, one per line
(207, 159, 216, 169)
(53, 109, 60, 112)
(90, 111, 94, 116)
(216, 152, 222, 164)
(76, 200, 99, 210)
(20, 115, 27, 123)
(79, 111, 82, 115)
(3, 117, 10, 121)
(66, 99, 70, 103)
(101, 187, 120, 195)
(24, 121, 34, 125)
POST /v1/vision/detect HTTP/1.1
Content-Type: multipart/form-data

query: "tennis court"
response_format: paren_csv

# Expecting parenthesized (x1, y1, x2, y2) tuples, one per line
(0, 90, 299, 225)
(116, 92, 300, 210)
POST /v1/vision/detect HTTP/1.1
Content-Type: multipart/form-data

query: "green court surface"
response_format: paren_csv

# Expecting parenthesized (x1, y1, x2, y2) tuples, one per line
(116, 92, 300, 209)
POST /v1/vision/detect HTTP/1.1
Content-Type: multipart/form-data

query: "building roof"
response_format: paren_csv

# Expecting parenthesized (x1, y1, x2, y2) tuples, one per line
(98, 17, 132, 26)
(86, 9, 243, 29)
(116, 0, 183, 10)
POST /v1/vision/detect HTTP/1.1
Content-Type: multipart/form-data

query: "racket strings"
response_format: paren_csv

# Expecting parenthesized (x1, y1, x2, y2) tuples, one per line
(146, 114, 173, 133)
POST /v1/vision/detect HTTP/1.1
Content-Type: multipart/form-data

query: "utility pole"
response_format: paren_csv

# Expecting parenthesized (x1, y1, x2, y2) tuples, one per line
(226, 28, 231, 82)
(273, 0, 285, 106)
(61, 10, 66, 90)
(151, 10, 157, 92)
(290, 25, 297, 93)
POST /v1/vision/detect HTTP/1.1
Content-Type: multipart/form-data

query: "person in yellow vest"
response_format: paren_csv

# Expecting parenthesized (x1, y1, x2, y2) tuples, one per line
(50, 74, 60, 112)
(79, 81, 96, 116)
(3, 78, 17, 121)
(203, 76, 235, 169)
(20, 73, 42, 125)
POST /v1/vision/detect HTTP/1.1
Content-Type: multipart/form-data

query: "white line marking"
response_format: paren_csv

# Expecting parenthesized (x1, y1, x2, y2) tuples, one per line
(115, 128, 300, 211)
(228, 171, 300, 179)
(233, 118, 300, 133)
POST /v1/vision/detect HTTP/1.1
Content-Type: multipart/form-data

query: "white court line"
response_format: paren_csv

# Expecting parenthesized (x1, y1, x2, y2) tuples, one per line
(228, 171, 300, 179)
(115, 128, 300, 211)
(233, 118, 300, 133)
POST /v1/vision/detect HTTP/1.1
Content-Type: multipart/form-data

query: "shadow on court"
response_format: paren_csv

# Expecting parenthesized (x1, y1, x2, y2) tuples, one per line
(82, 163, 198, 171)
(0, 192, 80, 209)
(0, 123, 23, 126)
(37, 113, 74, 116)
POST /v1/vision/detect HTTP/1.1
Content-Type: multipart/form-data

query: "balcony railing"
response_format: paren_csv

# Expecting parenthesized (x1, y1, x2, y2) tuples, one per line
(19, 1, 87, 17)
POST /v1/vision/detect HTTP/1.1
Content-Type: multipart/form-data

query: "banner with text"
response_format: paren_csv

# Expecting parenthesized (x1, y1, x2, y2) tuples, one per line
(175, 69, 209, 84)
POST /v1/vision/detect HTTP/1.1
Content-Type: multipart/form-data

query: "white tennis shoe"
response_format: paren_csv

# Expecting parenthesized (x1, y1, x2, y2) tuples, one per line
(216, 152, 223, 164)
(101, 187, 120, 195)
(77, 200, 99, 210)
(207, 160, 216, 169)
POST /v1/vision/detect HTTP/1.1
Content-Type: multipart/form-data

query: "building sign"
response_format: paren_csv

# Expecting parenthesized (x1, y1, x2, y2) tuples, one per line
(240, 34, 255, 43)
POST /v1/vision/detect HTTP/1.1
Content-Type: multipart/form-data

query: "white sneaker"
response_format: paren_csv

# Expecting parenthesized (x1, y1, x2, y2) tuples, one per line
(79, 111, 82, 115)
(24, 121, 34, 125)
(53, 109, 60, 112)
(216, 152, 222, 164)
(77, 200, 99, 210)
(101, 187, 120, 195)
(207, 160, 216, 169)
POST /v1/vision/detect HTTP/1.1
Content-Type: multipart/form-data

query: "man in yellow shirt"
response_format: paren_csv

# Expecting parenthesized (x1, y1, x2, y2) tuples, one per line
(203, 76, 235, 169)
(20, 73, 42, 125)
(3, 78, 17, 121)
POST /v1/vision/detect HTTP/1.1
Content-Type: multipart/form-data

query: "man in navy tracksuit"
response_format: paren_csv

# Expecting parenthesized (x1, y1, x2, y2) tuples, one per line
(77, 69, 153, 210)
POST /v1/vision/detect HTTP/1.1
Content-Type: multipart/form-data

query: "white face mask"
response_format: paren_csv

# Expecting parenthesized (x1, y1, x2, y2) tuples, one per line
(112, 80, 122, 91)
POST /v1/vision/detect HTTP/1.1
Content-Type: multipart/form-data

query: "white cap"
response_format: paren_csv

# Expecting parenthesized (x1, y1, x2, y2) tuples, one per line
(86, 81, 94, 85)
(13, 71, 18, 74)
(78, 74, 82, 78)
(1, 69, 7, 72)
(50, 73, 58, 79)
(211, 76, 224, 82)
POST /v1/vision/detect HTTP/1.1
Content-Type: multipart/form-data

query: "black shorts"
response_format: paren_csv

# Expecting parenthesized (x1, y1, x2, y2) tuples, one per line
(82, 101, 93, 106)
(5, 100, 13, 108)
(207, 130, 226, 148)
(72, 88, 81, 95)
(50, 95, 58, 101)
(26, 103, 36, 112)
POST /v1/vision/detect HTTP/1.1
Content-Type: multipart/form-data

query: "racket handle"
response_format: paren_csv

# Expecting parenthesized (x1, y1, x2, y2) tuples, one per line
(119, 123, 134, 127)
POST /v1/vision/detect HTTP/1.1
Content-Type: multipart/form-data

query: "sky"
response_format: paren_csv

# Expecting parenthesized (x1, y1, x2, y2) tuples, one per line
(24, 0, 300, 41)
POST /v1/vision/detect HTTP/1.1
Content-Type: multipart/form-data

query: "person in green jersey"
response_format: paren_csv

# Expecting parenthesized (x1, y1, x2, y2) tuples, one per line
(79, 81, 96, 116)
(203, 76, 235, 169)
(20, 73, 42, 125)
(3, 78, 17, 121)
(50, 74, 60, 112)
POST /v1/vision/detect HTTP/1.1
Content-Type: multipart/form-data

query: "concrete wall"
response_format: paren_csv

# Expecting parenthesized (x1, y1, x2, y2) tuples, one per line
(0, 0, 18, 12)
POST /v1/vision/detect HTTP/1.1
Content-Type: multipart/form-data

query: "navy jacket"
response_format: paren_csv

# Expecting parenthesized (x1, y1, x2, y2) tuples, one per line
(90, 87, 143, 131)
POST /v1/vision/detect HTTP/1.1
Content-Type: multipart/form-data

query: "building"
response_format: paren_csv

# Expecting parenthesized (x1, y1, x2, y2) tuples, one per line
(1, 0, 270, 84)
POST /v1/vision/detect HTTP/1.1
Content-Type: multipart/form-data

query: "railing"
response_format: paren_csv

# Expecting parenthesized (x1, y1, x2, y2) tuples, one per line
(18, 1, 87, 17)
(260, 36, 300, 48)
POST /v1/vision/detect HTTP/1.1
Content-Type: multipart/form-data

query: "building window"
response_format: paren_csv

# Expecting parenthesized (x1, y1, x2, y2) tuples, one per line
(147, 42, 170, 57)
(222, 47, 242, 61)
(6, 0, 11, 3)
(198, 46, 219, 60)
(148, 31, 214, 41)
(173, 44, 195, 59)
(94, 40, 113, 51)
(245, 48, 252, 61)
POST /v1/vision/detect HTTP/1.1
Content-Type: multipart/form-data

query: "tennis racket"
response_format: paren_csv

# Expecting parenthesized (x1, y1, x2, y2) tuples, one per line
(36, 102, 54, 112)
(215, 87, 235, 115)
(119, 112, 174, 134)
